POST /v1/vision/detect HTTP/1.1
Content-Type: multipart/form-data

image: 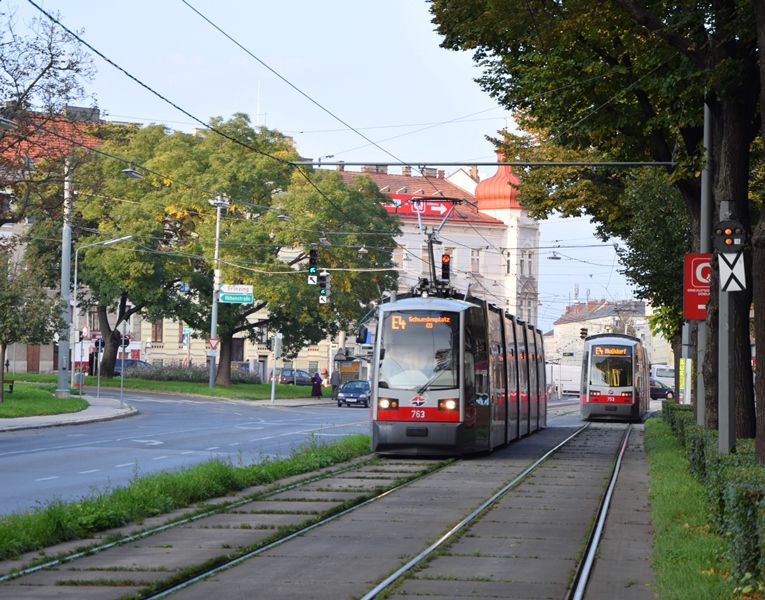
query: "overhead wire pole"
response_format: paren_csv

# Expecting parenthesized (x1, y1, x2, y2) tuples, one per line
(209, 194, 230, 388)
(55, 160, 72, 398)
(697, 100, 713, 427)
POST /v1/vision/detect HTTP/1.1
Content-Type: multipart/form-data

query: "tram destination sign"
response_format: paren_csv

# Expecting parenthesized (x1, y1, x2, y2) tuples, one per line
(594, 346, 630, 356)
(220, 284, 254, 304)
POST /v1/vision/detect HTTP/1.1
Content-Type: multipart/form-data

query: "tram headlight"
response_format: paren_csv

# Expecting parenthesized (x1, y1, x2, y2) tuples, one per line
(438, 398, 458, 411)
(378, 398, 398, 410)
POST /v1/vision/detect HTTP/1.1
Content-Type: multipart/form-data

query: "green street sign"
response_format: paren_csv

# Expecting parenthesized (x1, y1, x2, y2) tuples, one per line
(220, 293, 253, 303)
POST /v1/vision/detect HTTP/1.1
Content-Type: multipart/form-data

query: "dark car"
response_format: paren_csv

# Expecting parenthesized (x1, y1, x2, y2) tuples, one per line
(270, 368, 313, 386)
(650, 378, 674, 400)
(113, 359, 151, 375)
(337, 379, 371, 407)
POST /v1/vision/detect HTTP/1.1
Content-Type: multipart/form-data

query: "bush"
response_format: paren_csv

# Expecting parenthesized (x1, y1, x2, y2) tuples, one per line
(123, 363, 261, 384)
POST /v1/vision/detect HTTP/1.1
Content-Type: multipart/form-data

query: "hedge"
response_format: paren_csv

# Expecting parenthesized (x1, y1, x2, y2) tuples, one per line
(661, 400, 765, 580)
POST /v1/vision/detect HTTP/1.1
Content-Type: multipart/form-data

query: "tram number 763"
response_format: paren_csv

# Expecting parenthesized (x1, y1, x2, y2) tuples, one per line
(411, 410, 426, 419)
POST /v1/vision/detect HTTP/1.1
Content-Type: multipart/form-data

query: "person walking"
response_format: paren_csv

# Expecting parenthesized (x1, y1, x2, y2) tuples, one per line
(330, 369, 341, 401)
(311, 371, 323, 398)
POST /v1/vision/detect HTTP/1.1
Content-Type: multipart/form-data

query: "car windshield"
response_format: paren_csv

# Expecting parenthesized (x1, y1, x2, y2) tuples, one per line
(378, 310, 459, 392)
(342, 381, 369, 391)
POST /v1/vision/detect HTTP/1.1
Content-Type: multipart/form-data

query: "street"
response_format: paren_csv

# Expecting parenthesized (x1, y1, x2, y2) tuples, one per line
(0, 391, 369, 516)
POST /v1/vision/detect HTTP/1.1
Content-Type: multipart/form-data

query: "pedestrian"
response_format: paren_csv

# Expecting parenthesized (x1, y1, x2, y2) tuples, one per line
(311, 371, 323, 398)
(330, 369, 341, 400)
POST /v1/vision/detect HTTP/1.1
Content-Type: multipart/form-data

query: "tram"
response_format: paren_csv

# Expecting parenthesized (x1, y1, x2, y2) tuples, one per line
(579, 333, 650, 422)
(367, 294, 547, 456)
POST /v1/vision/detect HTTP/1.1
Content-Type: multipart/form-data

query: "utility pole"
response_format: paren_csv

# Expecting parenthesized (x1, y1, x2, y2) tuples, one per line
(697, 100, 713, 426)
(55, 160, 72, 398)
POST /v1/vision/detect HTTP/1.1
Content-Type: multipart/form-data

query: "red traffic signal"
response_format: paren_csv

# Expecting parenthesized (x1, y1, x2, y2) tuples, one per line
(441, 254, 451, 280)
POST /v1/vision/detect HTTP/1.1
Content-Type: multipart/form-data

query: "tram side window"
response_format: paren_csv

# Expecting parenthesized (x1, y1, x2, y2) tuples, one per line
(465, 307, 488, 399)
(590, 356, 633, 387)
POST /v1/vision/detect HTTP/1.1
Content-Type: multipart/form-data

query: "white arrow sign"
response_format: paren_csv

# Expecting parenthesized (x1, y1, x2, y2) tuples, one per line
(720, 252, 746, 292)
(430, 203, 447, 215)
(307, 275, 317, 285)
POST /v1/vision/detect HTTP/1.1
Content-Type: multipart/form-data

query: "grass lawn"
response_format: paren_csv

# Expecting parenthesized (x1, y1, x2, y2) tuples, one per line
(0, 383, 88, 418)
(645, 417, 739, 599)
(11, 373, 327, 401)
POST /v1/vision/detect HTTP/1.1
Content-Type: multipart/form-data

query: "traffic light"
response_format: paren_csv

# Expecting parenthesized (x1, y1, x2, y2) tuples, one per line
(580, 328, 588, 339)
(713, 220, 746, 253)
(308, 248, 318, 275)
(78, 331, 84, 342)
(441, 253, 451, 280)
(94, 339, 105, 351)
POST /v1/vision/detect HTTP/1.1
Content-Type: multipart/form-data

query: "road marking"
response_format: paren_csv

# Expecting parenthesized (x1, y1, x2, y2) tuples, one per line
(152, 456, 168, 460)
(228, 443, 240, 447)
(115, 463, 134, 468)
(77, 469, 101, 474)
(132, 439, 163, 446)
(35, 476, 59, 481)
(206, 447, 220, 451)
(180, 451, 194, 455)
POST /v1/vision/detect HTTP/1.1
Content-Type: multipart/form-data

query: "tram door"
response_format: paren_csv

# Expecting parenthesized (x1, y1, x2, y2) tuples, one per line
(516, 320, 530, 436)
(505, 315, 520, 443)
(465, 306, 490, 452)
(535, 329, 547, 428)
(488, 307, 506, 449)
(527, 324, 539, 433)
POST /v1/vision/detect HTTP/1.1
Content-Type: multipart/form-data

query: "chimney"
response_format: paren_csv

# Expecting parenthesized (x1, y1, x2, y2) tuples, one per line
(469, 166, 479, 181)
(361, 165, 375, 173)
(437, 169, 445, 179)
(402, 166, 411, 177)
(335, 161, 345, 172)
(422, 167, 437, 178)
(63, 105, 100, 122)
(375, 165, 388, 174)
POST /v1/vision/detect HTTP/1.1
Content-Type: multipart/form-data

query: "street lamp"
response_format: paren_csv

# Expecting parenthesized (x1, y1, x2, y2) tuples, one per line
(208, 194, 230, 388)
(72, 235, 133, 392)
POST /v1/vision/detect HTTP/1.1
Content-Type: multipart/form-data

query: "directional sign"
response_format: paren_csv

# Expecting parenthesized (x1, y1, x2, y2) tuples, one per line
(319, 296, 329, 304)
(206, 349, 220, 357)
(720, 252, 746, 292)
(307, 275, 317, 285)
(220, 284, 253, 294)
(220, 293, 253, 303)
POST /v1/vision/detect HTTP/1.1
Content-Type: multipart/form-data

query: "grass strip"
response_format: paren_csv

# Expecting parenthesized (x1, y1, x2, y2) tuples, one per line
(645, 417, 736, 599)
(10, 373, 327, 400)
(0, 384, 88, 418)
(0, 433, 370, 561)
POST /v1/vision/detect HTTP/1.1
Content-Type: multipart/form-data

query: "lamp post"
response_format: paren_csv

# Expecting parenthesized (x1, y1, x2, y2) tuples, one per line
(72, 235, 133, 392)
(209, 194, 230, 388)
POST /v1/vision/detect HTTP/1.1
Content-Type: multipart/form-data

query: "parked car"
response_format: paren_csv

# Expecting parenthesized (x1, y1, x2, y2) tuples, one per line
(650, 378, 674, 400)
(337, 379, 371, 408)
(270, 368, 313, 386)
(113, 359, 151, 375)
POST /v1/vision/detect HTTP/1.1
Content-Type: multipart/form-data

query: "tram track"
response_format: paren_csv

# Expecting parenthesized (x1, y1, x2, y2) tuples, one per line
(0, 419, 644, 599)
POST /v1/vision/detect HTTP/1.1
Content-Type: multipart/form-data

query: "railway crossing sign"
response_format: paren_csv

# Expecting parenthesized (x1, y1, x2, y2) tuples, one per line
(719, 252, 746, 292)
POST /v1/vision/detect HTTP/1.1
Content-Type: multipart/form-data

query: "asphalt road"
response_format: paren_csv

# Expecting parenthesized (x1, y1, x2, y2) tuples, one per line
(0, 390, 370, 516)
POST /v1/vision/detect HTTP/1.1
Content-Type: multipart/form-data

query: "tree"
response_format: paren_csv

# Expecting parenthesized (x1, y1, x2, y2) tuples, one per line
(0, 5, 95, 226)
(0, 240, 63, 402)
(430, 0, 759, 437)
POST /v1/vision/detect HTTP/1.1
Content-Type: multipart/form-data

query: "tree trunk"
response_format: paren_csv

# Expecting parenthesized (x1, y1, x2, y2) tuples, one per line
(0, 344, 5, 403)
(704, 255, 719, 429)
(215, 333, 233, 386)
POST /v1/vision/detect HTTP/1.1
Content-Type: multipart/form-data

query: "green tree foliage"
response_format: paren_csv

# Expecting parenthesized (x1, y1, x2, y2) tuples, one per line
(0, 242, 64, 402)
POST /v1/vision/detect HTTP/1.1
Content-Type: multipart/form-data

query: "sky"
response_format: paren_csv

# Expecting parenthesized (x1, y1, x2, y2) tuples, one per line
(9, 0, 633, 332)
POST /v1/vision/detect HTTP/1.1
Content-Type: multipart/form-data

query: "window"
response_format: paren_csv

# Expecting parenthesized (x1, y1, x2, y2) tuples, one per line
(88, 307, 100, 332)
(393, 246, 404, 268)
(520, 251, 525, 276)
(528, 251, 534, 277)
(471, 249, 481, 274)
(178, 322, 184, 343)
(506, 252, 512, 275)
(308, 361, 318, 372)
(152, 319, 163, 342)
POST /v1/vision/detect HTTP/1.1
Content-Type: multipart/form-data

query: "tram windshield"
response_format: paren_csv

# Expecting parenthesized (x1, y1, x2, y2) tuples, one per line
(589, 345, 633, 388)
(378, 310, 459, 391)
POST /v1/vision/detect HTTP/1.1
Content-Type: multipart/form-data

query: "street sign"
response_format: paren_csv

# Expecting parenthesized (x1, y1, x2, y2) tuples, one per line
(220, 284, 253, 303)
(207, 338, 220, 350)
(720, 252, 746, 292)
(319, 296, 329, 304)
(220, 293, 254, 303)
(307, 275, 317, 285)
(221, 284, 253, 293)
(206, 349, 220, 357)
(81, 325, 89, 340)
(182, 334, 189, 346)
(683, 253, 712, 320)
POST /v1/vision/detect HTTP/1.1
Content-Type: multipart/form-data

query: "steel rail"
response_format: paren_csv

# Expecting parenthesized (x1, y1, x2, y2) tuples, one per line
(360, 423, 591, 600)
(568, 424, 633, 600)
(0, 459, 376, 584)
(142, 458, 457, 599)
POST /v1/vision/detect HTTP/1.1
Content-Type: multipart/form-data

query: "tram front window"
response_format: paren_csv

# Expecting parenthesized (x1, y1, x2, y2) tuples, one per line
(378, 311, 459, 391)
(590, 347, 633, 388)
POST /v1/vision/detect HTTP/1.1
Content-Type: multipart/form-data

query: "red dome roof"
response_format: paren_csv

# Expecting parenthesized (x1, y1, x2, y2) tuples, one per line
(475, 155, 521, 210)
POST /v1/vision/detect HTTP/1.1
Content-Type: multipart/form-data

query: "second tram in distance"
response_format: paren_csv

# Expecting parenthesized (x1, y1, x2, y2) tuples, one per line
(369, 295, 547, 456)
(580, 333, 650, 422)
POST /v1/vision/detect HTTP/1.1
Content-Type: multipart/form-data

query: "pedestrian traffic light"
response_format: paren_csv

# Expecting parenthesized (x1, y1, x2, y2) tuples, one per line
(441, 253, 451, 280)
(308, 248, 318, 275)
(580, 328, 588, 339)
(713, 220, 746, 253)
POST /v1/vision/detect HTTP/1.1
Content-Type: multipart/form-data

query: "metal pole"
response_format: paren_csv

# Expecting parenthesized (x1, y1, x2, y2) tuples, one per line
(697, 99, 712, 426)
(209, 196, 225, 388)
(56, 160, 72, 398)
